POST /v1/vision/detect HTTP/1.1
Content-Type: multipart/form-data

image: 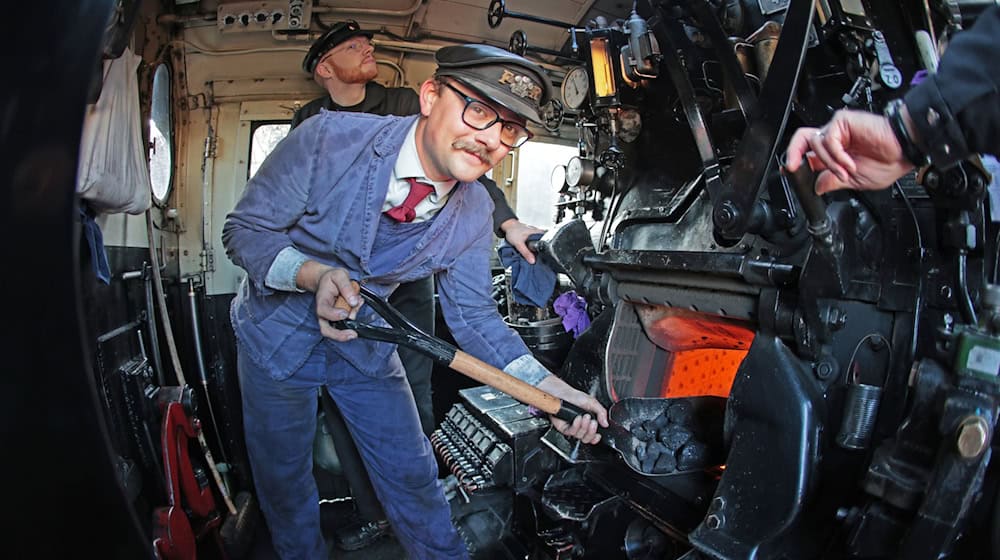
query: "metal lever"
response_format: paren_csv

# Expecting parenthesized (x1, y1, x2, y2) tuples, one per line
(841, 75, 872, 109)
(781, 154, 849, 298)
(871, 31, 902, 90)
(781, 155, 835, 249)
(711, 0, 816, 239)
(488, 0, 576, 29)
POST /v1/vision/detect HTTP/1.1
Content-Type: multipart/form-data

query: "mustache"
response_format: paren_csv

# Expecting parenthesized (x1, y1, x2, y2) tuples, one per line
(452, 140, 492, 165)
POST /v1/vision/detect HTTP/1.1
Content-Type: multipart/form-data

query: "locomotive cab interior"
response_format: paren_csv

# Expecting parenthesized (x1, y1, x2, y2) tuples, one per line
(3, 0, 1000, 559)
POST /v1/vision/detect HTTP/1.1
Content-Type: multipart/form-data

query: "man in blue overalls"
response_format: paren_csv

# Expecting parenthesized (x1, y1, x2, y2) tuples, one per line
(293, 21, 546, 550)
(223, 44, 608, 559)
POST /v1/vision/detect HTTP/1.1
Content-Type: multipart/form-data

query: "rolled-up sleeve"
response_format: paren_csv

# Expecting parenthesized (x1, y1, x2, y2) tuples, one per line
(905, 7, 1000, 168)
(222, 118, 319, 295)
(265, 247, 309, 292)
(502, 354, 552, 386)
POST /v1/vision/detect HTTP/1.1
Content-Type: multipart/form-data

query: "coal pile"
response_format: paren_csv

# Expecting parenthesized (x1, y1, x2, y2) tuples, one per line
(629, 400, 716, 475)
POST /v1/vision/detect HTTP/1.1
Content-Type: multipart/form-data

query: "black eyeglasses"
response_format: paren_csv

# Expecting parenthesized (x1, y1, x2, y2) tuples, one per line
(321, 37, 372, 61)
(441, 82, 533, 148)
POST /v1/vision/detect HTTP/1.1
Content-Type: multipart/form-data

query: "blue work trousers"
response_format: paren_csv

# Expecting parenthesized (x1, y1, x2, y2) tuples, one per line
(238, 341, 468, 559)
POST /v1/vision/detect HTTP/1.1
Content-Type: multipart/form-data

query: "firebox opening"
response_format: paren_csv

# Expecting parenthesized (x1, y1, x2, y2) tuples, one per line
(607, 303, 755, 401)
(662, 348, 747, 398)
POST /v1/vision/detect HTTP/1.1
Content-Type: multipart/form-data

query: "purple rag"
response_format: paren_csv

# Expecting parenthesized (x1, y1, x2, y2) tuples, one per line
(553, 291, 590, 338)
(911, 70, 928, 86)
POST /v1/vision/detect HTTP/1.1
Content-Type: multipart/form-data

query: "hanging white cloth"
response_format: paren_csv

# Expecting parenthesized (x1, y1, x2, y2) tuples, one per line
(76, 47, 152, 215)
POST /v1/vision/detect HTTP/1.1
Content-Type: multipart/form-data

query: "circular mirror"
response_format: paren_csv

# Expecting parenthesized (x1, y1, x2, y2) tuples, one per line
(148, 64, 173, 205)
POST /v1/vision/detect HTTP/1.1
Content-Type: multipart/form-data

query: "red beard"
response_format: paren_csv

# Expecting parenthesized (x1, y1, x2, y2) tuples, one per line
(332, 61, 378, 84)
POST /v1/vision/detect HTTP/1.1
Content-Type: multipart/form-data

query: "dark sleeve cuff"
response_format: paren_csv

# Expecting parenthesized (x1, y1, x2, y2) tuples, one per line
(480, 175, 517, 235)
(904, 80, 970, 169)
(902, 6, 1000, 169)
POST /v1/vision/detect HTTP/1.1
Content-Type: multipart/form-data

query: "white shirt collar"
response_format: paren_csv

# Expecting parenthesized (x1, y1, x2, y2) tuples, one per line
(393, 121, 457, 197)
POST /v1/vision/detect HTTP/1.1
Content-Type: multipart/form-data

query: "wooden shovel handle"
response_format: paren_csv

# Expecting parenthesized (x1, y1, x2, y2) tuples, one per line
(450, 352, 583, 421)
(334, 281, 584, 422)
(333, 280, 361, 314)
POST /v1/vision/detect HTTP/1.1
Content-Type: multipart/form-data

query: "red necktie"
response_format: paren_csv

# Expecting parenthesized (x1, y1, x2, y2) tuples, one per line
(385, 177, 435, 223)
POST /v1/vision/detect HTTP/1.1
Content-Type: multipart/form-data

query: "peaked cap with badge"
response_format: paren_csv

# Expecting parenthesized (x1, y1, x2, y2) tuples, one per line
(434, 44, 553, 125)
(302, 20, 373, 74)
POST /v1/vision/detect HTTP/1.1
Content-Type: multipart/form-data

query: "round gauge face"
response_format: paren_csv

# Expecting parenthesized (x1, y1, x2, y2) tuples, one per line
(566, 156, 584, 187)
(561, 67, 590, 110)
(566, 156, 594, 188)
(550, 164, 567, 191)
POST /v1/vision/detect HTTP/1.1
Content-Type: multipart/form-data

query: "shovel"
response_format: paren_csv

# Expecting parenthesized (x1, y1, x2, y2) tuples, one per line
(332, 283, 725, 477)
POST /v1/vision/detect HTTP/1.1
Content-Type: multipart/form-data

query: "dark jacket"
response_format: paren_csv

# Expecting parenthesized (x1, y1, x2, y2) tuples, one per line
(905, 6, 1000, 168)
(290, 82, 420, 128)
(292, 82, 518, 232)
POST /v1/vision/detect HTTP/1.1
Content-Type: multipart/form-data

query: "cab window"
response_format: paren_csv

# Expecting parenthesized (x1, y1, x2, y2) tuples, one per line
(513, 140, 577, 229)
(249, 122, 290, 179)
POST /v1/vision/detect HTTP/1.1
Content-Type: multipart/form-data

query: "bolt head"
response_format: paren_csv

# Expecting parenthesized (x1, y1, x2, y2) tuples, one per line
(715, 203, 737, 226)
(957, 416, 990, 459)
(815, 362, 834, 379)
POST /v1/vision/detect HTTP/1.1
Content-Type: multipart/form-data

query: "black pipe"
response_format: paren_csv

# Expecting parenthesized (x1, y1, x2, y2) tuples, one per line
(144, 264, 166, 386)
(507, 30, 578, 65)
(893, 182, 925, 364)
(957, 251, 979, 326)
(188, 278, 230, 464)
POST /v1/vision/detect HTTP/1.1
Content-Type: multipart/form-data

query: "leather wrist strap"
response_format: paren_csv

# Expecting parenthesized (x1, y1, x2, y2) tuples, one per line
(884, 98, 929, 167)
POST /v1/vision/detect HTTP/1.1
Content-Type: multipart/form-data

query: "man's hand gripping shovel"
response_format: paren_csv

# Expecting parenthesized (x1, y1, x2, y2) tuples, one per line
(328, 282, 724, 478)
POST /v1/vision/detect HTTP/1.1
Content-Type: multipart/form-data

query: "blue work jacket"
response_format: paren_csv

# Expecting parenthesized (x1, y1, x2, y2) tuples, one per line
(223, 111, 539, 382)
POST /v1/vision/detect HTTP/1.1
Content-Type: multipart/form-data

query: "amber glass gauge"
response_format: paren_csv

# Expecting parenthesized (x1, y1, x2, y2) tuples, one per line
(561, 66, 590, 110)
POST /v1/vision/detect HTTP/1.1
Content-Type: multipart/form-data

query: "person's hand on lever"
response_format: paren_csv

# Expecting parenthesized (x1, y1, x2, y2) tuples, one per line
(785, 108, 916, 195)
(536, 375, 608, 445)
(297, 260, 362, 341)
(500, 218, 545, 264)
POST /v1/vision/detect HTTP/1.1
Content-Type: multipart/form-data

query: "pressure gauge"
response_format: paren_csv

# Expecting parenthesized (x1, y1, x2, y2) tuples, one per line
(565, 156, 596, 188)
(561, 67, 590, 110)
(550, 164, 567, 191)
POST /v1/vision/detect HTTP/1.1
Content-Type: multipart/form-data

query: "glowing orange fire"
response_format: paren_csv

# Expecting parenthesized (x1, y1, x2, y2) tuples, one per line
(614, 305, 755, 400)
(663, 348, 747, 398)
